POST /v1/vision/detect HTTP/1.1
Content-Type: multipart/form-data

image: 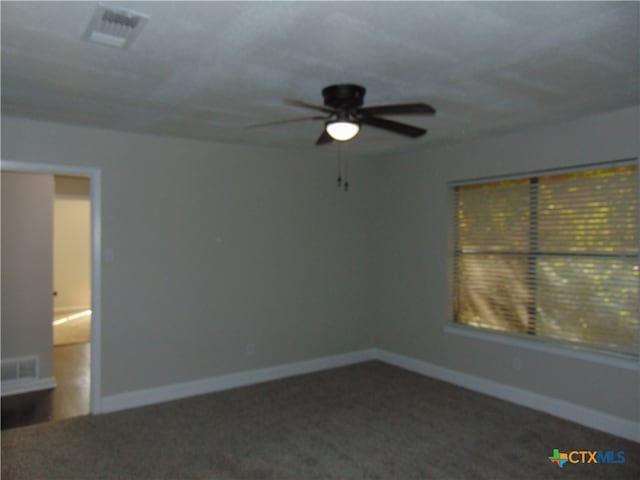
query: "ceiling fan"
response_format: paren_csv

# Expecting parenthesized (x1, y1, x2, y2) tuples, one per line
(247, 84, 436, 145)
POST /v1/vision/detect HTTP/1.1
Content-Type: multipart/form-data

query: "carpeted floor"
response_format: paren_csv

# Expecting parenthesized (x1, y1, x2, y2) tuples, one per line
(2, 361, 638, 479)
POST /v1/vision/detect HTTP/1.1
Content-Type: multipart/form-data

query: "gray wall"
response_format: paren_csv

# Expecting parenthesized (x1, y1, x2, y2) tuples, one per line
(1, 116, 378, 396)
(1, 172, 54, 378)
(2, 107, 638, 422)
(376, 106, 640, 421)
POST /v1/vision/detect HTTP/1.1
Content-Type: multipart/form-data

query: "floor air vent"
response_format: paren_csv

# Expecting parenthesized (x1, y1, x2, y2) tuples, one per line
(1, 355, 38, 382)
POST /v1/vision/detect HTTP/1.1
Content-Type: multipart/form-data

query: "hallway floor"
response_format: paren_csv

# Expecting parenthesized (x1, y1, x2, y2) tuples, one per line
(1, 343, 90, 430)
(53, 309, 91, 346)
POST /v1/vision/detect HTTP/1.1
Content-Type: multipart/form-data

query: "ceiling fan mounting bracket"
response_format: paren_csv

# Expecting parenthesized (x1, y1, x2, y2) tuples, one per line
(322, 84, 366, 110)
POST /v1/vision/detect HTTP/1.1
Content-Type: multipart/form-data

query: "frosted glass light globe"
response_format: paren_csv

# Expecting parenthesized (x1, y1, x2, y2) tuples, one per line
(326, 121, 360, 141)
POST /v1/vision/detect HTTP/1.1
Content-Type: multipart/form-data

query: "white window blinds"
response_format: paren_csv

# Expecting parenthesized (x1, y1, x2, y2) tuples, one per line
(454, 163, 639, 356)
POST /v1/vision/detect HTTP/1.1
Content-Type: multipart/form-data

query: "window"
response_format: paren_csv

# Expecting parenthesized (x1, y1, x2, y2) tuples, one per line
(453, 163, 639, 356)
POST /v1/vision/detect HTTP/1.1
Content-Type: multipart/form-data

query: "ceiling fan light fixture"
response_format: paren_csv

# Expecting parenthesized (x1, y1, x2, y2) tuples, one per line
(326, 120, 360, 141)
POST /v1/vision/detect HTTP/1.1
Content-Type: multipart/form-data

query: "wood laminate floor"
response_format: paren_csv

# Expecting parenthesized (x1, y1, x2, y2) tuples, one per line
(1, 343, 90, 430)
(53, 309, 91, 346)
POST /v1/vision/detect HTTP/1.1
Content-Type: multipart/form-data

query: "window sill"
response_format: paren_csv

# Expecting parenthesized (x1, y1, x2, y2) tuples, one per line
(443, 324, 639, 371)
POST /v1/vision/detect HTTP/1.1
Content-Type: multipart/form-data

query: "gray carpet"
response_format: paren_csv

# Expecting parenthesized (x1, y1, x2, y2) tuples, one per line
(2, 361, 638, 479)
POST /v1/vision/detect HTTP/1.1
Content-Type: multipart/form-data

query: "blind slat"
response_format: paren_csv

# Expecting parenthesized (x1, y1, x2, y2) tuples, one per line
(454, 164, 639, 356)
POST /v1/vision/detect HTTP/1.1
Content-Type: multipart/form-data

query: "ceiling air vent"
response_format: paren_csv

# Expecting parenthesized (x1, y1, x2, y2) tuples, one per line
(82, 3, 149, 49)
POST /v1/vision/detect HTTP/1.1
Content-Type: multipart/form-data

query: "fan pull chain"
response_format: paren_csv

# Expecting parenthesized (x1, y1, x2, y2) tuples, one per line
(337, 145, 342, 188)
(344, 155, 349, 192)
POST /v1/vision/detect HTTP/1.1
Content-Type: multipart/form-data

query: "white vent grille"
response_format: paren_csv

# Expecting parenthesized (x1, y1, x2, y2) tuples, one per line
(82, 3, 149, 49)
(1, 355, 39, 383)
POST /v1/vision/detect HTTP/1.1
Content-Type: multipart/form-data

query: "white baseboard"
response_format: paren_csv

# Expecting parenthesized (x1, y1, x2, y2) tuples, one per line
(98, 347, 638, 442)
(99, 349, 377, 414)
(374, 349, 640, 443)
(1, 377, 57, 397)
(54, 306, 91, 313)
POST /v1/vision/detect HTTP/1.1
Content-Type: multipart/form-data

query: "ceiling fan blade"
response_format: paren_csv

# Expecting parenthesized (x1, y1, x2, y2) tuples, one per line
(245, 115, 326, 129)
(360, 115, 427, 138)
(315, 129, 333, 145)
(284, 98, 335, 114)
(358, 103, 436, 116)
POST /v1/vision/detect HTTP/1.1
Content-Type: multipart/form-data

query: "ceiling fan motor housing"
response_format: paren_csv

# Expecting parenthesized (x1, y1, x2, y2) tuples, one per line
(322, 84, 366, 110)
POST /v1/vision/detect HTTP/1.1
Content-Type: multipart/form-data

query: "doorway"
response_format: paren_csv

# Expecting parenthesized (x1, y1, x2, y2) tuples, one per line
(53, 176, 92, 346)
(1, 161, 101, 426)
(51, 175, 92, 420)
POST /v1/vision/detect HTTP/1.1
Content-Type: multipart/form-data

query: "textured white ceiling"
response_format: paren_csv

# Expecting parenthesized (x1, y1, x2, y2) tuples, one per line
(2, 1, 639, 155)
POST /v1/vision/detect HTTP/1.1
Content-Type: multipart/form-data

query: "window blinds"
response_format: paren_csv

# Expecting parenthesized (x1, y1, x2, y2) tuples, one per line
(454, 164, 639, 356)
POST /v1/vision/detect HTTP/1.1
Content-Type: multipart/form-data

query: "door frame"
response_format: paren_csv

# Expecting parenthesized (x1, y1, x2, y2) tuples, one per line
(1, 160, 102, 414)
